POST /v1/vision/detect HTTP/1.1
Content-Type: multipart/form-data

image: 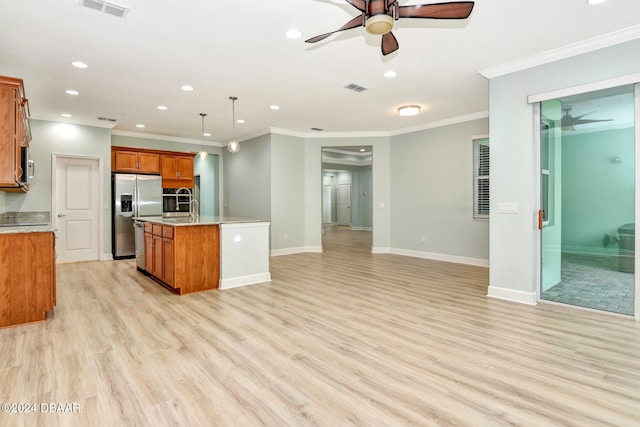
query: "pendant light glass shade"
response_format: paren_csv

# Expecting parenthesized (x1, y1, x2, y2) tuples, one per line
(199, 113, 208, 159)
(227, 96, 239, 153)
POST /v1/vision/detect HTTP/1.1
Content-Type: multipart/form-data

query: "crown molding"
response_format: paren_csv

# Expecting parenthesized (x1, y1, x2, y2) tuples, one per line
(111, 129, 223, 147)
(31, 113, 117, 129)
(479, 24, 640, 79)
(323, 148, 372, 157)
(389, 111, 489, 136)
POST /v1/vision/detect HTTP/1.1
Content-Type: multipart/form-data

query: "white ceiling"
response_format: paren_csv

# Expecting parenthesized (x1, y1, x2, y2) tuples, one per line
(1, 0, 639, 146)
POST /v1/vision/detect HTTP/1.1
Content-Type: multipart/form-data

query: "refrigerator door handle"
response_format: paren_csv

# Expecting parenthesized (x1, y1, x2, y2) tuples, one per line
(133, 182, 138, 217)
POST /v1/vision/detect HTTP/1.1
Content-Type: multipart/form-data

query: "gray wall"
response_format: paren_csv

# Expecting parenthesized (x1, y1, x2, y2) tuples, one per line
(270, 133, 305, 251)
(4, 119, 112, 255)
(223, 134, 271, 220)
(488, 39, 640, 297)
(390, 118, 489, 261)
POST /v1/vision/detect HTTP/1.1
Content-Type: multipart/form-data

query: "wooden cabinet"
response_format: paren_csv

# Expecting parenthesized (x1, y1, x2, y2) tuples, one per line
(145, 223, 175, 288)
(112, 147, 160, 174)
(141, 222, 219, 294)
(0, 75, 30, 192)
(161, 154, 195, 188)
(0, 231, 56, 328)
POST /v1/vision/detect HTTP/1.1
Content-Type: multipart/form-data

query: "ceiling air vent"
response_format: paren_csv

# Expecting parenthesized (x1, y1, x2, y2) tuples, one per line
(81, 0, 130, 18)
(344, 83, 368, 93)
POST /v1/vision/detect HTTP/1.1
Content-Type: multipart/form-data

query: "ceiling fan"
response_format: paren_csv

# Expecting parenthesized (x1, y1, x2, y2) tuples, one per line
(561, 107, 613, 131)
(305, 1, 475, 56)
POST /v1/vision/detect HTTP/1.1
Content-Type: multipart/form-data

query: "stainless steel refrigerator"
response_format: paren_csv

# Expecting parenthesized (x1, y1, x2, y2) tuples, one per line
(112, 173, 162, 259)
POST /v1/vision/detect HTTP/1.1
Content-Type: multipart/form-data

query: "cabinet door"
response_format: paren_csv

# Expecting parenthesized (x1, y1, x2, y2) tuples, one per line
(113, 150, 138, 172)
(0, 86, 16, 186)
(138, 152, 160, 174)
(162, 238, 174, 287)
(152, 234, 163, 278)
(176, 156, 194, 180)
(144, 232, 154, 273)
(161, 155, 177, 179)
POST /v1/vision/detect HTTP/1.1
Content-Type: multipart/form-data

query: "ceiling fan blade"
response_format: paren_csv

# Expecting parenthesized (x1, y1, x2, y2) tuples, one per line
(399, 1, 474, 19)
(345, 0, 366, 12)
(305, 15, 364, 43)
(381, 31, 399, 56)
(574, 118, 613, 125)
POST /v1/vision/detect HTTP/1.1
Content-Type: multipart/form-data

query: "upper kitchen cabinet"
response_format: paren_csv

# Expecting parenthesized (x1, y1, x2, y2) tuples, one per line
(112, 146, 160, 174)
(0, 75, 31, 192)
(161, 153, 195, 188)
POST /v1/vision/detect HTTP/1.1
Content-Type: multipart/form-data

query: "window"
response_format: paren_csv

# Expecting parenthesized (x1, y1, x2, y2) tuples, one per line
(473, 137, 490, 219)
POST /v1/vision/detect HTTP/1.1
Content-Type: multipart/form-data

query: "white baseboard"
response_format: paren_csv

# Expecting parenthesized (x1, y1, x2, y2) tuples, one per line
(219, 272, 272, 290)
(304, 246, 322, 253)
(487, 286, 537, 305)
(102, 253, 113, 261)
(390, 248, 489, 267)
(372, 247, 392, 254)
(270, 246, 323, 257)
(351, 227, 373, 231)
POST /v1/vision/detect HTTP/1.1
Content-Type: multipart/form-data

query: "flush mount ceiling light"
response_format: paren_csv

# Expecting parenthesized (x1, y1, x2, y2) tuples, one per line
(61, 113, 72, 118)
(136, 124, 145, 128)
(156, 105, 168, 110)
(65, 89, 79, 95)
(227, 97, 240, 154)
(384, 70, 397, 78)
(398, 105, 421, 116)
(587, 0, 607, 4)
(199, 113, 208, 160)
(270, 105, 280, 110)
(72, 61, 88, 69)
(181, 85, 194, 91)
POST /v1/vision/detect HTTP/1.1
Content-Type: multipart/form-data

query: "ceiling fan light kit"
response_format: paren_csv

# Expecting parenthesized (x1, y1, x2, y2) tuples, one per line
(306, 1, 475, 56)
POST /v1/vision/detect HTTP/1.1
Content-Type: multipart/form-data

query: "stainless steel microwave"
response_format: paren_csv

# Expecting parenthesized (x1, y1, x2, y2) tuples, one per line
(20, 147, 34, 185)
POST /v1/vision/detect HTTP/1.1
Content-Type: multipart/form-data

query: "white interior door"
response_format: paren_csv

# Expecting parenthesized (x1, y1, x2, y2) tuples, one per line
(337, 184, 351, 226)
(55, 156, 100, 263)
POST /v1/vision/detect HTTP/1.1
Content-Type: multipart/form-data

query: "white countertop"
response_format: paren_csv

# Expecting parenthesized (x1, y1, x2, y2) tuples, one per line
(0, 225, 57, 234)
(135, 216, 269, 226)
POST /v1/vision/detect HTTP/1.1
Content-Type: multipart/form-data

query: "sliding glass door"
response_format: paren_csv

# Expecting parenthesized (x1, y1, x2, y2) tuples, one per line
(540, 85, 636, 316)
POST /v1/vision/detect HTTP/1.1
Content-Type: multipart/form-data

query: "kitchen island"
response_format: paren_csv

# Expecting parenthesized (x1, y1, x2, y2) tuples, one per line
(136, 216, 270, 294)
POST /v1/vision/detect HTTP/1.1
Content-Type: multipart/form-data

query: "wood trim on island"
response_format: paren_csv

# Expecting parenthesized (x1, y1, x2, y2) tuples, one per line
(143, 223, 219, 294)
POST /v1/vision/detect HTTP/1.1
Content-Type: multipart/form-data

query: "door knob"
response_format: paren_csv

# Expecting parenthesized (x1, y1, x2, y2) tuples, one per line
(57, 214, 66, 217)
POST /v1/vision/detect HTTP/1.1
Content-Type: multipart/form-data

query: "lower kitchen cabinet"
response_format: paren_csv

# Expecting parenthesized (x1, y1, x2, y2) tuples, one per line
(143, 223, 218, 294)
(0, 231, 56, 328)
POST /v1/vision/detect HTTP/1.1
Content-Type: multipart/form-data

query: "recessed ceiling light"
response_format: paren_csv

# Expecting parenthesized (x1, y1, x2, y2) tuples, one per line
(61, 113, 72, 118)
(65, 89, 79, 95)
(136, 124, 145, 128)
(237, 119, 245, 124)
(71, 61, 88, 69)
(398, 105, 421, 116)
(157, 105, 168, 110)
(203, 132, 211, 137)
(285, 28, 302, 39)
(270, 105, 280, 110)
(587, 0, 607, 4)
(181, 85, 194, 91)
(384, 70, 397, 78)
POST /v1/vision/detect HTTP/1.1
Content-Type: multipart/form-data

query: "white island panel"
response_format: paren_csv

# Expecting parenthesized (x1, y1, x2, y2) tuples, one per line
(219, 222, 271, 289)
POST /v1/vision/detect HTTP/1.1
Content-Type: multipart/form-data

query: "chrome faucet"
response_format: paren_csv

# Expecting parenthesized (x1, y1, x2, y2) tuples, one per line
(189, 198, 199, 221)
(175, 187, 192, 212)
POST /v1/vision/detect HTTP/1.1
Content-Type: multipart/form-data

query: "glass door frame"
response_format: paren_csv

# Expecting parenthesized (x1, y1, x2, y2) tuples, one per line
(531, 80, 640, 320)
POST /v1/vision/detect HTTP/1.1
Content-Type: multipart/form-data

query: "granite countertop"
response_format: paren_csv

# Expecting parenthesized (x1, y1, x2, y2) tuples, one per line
(135, 216, 269, 226)
(0, 211, 56, 234)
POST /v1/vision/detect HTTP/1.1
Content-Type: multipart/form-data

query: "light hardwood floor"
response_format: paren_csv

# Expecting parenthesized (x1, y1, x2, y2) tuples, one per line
(1, 228, 640, 426)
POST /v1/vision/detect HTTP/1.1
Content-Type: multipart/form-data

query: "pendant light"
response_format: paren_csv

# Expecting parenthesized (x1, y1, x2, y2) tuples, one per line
(199, 113, 208, 160)
(227, 96, 240, 153)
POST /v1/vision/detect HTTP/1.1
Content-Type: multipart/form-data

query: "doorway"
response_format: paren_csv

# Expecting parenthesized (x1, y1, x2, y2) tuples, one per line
(539, 85, 636, 316)
(321, 146, 373, 252)
(53, 155, 102, 263)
